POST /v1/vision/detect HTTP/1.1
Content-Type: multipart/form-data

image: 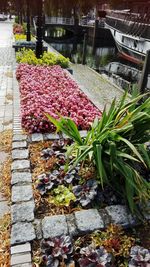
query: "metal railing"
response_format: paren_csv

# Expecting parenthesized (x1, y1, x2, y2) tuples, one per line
(45, 16, 74, 25)
(45, 16, 105, 28)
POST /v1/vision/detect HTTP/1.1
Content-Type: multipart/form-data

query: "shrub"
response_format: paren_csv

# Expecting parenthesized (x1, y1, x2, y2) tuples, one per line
(15, 34, 34, 41)
(16, 49, 70, 68)
(47, 92, 150, 213)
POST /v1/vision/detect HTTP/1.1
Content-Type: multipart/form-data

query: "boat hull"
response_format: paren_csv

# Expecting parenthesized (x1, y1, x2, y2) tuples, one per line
(106, 23, 150, 64)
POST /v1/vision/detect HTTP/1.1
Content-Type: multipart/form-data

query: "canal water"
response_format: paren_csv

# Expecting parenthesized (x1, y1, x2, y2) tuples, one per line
(46, 36, 117, 70)
(45, 30, 150, 91)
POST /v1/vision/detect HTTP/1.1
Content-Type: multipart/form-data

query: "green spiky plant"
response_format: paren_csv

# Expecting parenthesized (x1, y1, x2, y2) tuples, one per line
(46, 91, 150, 213)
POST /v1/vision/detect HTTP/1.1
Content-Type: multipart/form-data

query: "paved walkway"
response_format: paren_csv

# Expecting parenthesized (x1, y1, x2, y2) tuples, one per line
(71, 64, 126, 111)
(46, 42, 126, 111)
(0, 20, 15, 218)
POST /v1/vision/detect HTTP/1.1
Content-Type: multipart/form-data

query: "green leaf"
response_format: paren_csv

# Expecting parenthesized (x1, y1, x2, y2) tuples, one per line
(118, 136, 146, 166)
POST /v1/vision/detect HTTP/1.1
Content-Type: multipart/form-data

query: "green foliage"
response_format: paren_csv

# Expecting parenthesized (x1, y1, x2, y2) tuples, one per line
(16, 48, 70, 68)
(15, 16, 19, 24)
(50, 185, 76, 206)
(46, 92, 150, 213)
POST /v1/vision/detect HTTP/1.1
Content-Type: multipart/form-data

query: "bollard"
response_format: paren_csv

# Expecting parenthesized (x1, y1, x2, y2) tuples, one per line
(82, 33, 87, 65)
(138, 50, 150, 93)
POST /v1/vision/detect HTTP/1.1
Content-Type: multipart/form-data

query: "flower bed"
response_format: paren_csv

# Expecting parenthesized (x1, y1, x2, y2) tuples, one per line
(32, 225, 150, 266)
(16, 64, 101, 133)
(30, 140, 124, 218)
(28, 92, 150, 266)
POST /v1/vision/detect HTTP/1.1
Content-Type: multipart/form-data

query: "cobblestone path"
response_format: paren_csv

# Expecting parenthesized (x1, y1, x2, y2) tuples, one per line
(71, 64, 126, 111)
(0, 20, 15, 218)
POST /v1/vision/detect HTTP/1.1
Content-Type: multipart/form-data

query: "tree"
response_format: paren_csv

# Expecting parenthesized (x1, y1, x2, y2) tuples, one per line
(44, 0, 99, 17)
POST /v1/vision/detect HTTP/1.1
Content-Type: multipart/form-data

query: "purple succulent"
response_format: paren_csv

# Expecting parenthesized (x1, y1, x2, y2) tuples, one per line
(73, 179, 98, 207)
(64, 167, 81, 184)
(41, 235, 73, 266)
(78, 246, 112, 267)
(36, 173, 54, 195)
(41, 148, 55, 160)
(36, 170, 61, 195)
(51, 139, 66, 152)
(129, 246, 150, 267)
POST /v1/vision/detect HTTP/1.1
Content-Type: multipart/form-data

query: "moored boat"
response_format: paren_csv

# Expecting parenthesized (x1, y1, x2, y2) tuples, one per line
(105, 1, 150, 64)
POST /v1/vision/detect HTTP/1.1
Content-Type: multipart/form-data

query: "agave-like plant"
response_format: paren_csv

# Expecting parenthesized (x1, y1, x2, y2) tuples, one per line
(46, 92, 150, 213)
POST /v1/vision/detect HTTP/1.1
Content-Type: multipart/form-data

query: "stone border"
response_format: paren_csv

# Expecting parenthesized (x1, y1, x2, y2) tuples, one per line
(10, 72, 35, 266)
(11, 62, 149, 267)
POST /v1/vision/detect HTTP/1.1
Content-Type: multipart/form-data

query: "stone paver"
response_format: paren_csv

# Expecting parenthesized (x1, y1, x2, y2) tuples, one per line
(105, 205, 136, 227)
(11, 201, 35, 223)
(11, 222, 36, 245)
(11, 172, 32, 185)
(11, 185, 33, 203)
(74, 209, 104, 233)
(12, 141, 27, 149)
(42, 215, 68, 238)
(11, 253, 31, 265)
(11, 160, 30, 171)
(11, 243, 31, 255)
(12, 149, 29, 160)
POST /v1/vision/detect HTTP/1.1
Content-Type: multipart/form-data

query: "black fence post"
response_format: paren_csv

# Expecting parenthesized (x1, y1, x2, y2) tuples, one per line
(26, 0, 31, 41)
(82, 33, 87, 65)
(36, 0, 43, 58)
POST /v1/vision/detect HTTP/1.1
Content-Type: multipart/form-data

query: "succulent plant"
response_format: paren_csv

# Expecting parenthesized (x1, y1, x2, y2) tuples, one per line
(41, 148, 55, 160)
(36, 173, 54, 195)
(51, 185, 76, 206)
(36, 170, 60, 195)
(51, 139, 66, 152)
(73, 179, 98, 207)
(41, 235, 73, 267)
(78, 245, 112, 267)
(129, 246, 150, 267)
(64, 167, 81, 184)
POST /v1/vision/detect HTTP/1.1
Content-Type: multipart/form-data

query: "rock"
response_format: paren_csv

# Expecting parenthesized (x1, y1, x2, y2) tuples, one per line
(11, 185, 33, 203)
(74, 209, 104, 233)
(13, 134, 27, 142)
(33, 219, 43, 240)
(11, 243, 31, 255)
(42, 215, 68, 238)
(31, 133, 43, 142)
(43, 133, 60, 141)
(11, 172, 32, 185)
(105, 205, 136, 227)
(11, 201, 35, 223)
(11, 160, 30, 171)
(12, 149, 29, 160)
(12, 141, 27, 149)
(11, 222, 36, 244)
(66, 214, 78, 236)
(11, 253, 31, 265)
